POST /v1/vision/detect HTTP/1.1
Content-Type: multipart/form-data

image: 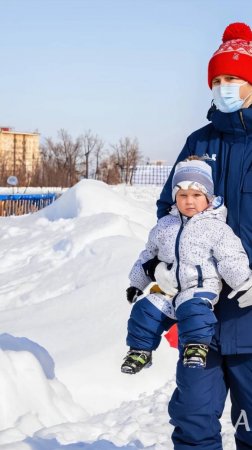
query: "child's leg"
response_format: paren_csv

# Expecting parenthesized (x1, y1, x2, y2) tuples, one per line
(127, 294, 176, 351)
(176, 293, 217, 346)
(176, 293, 217, 368)
(122, 294, 176, 374)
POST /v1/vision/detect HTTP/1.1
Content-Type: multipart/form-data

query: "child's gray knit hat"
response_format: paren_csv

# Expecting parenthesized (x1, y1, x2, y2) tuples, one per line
(172, 159, 214, 201)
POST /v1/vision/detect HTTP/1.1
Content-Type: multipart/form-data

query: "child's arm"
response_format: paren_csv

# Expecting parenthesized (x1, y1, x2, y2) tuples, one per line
(128, 225, 160, 291)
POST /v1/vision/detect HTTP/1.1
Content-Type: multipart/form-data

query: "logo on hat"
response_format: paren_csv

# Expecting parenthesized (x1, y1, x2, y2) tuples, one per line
(233, 53, 240, 60)
(202, 153, 217, 161)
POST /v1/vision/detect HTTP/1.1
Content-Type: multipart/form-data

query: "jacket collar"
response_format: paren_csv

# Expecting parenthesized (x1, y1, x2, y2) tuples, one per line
(207, 105, 252, 136)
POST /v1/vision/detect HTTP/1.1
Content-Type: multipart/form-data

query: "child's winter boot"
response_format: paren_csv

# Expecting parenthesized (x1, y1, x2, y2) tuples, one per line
(183, 343, 209, 368)
(121, 350, 152, 374)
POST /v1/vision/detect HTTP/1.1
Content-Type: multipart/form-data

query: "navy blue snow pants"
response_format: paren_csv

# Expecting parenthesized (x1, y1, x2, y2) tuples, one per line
(126, 296, 175, 350)
(169, 350, 252, 449)
(126, 296, 252, 449)
(176, 293, 218, 346)
(126, 294, 217, 350)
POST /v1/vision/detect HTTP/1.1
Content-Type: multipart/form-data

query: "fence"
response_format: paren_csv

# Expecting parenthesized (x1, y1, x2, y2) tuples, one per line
(129, 165, 172, 185)
(0, 193, 57, 216)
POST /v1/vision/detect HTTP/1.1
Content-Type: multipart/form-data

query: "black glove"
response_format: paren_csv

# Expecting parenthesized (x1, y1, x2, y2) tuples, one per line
(142, 256, 161, 281)
(126, 287, 143, 304)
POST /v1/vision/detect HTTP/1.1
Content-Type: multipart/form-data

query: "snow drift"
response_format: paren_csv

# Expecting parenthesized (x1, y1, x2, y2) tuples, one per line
(0, 180, 235, 449)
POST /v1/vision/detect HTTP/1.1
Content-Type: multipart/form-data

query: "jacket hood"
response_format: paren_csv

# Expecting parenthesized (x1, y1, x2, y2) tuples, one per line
(170, 196, 227, 223)
(207, 104, 252, 135)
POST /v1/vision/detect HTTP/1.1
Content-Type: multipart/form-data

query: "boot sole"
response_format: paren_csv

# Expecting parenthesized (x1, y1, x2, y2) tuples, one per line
(121, 361, 152, 374)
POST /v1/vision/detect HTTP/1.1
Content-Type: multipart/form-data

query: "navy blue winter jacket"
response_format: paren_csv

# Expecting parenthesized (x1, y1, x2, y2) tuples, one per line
(157, 106, 252, 355)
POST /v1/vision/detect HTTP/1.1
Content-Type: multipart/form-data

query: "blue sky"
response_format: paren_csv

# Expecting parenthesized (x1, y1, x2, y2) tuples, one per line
(1, 0, 252, 164)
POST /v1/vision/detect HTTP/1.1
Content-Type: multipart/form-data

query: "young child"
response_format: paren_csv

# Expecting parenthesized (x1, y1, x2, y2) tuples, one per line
(121, 157, 252, 373)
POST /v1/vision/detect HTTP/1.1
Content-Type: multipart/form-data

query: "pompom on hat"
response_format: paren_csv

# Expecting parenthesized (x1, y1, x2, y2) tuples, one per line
(208, 22, 252, 88)
(172, 159, 214, 201)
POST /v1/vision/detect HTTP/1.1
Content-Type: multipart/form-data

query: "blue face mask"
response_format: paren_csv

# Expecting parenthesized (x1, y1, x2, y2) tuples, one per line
(212, 82, 248, 113)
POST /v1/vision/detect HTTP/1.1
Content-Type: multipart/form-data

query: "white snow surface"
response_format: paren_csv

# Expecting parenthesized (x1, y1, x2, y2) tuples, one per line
(0, 180, 235, 449)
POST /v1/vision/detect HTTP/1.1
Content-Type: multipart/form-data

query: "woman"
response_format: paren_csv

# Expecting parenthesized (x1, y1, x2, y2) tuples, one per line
(156, 22, 252, 450)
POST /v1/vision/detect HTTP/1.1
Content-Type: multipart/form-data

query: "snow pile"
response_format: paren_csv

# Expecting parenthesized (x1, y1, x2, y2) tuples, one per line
(35, 381, 176, 449)
(0, 180, 155, 311)
(0, 180, 236, 449)
(36, 179, 155, 222)
(0, 334, 86, 447)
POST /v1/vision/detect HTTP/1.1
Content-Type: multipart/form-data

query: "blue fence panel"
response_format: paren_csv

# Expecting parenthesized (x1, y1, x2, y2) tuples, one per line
(0, 193, 57, 216)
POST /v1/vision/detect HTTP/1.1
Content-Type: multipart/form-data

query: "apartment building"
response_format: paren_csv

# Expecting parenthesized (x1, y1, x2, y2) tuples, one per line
(0, 127, 40, 176)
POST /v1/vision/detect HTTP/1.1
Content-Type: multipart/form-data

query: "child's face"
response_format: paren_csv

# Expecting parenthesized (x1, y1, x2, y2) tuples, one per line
(176, 188, 209, 217)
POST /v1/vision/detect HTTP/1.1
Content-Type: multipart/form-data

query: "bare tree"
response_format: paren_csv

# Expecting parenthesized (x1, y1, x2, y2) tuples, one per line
(98, 153, 121, 184)
(111, 137, 142, 184)
(80, 130, 103, 179)
(40, 129, 82, 187)
(56, 129, 82, 185)
(34, 129, 106, 187)
(93, 139, 105, 179)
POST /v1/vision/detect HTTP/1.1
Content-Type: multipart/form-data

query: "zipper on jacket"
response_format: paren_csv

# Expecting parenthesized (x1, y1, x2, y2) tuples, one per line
(239, 110, 246, 130)
(195, 265, 203, 288)
(174, 222, 184, 292)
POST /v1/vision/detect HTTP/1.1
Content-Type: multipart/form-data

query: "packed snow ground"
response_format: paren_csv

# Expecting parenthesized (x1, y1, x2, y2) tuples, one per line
(0, 181, 235, 449)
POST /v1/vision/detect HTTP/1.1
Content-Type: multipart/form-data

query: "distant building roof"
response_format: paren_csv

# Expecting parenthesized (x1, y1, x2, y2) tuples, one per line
(0, 127, 39, 135)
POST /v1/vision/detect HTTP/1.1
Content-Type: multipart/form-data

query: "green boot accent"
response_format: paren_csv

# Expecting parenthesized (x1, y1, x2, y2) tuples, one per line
(121, 350, 152, 374)
(183, 343, 209, 369)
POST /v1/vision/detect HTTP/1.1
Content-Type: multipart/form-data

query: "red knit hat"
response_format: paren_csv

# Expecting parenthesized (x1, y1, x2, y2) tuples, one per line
(208, 22, 252, 88)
